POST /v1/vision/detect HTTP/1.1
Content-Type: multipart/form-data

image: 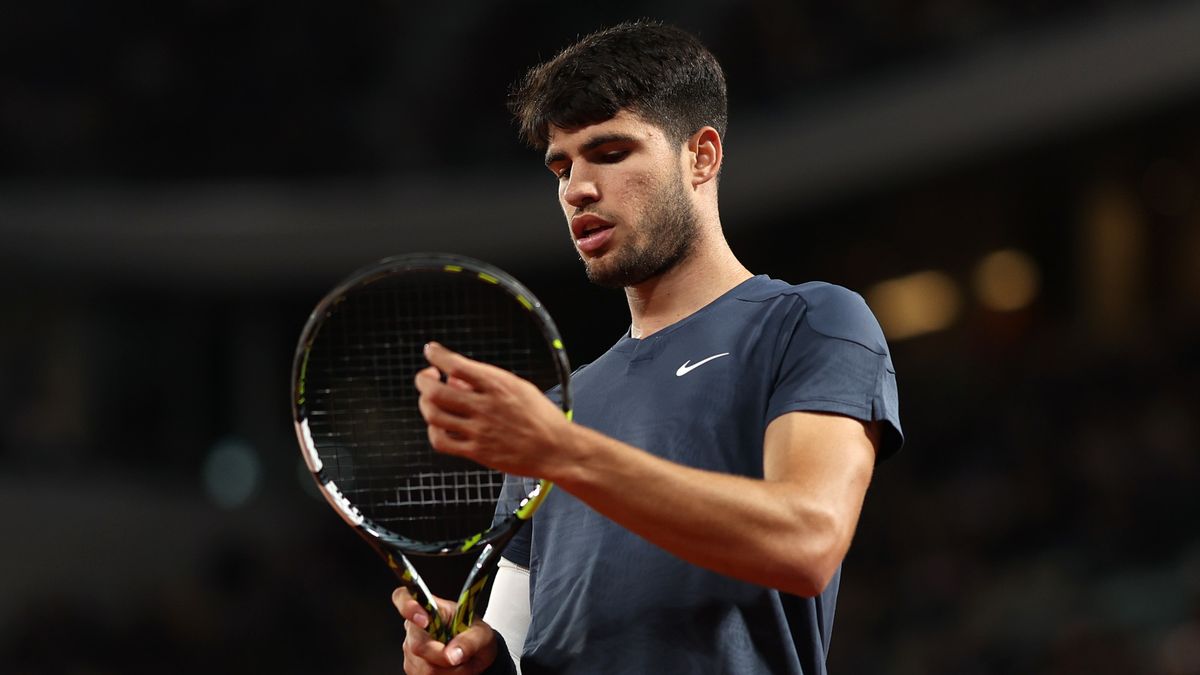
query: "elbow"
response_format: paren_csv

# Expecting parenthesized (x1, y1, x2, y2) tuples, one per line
(778, 510, 852, 598)
(787, 559, 841, 598)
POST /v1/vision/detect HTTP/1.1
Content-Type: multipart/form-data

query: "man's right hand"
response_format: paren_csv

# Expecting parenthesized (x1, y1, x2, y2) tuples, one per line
(393, 587, 500, 674)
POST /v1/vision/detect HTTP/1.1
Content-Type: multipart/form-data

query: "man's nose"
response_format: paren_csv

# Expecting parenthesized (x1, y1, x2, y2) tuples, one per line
(562, 167, 600, 208)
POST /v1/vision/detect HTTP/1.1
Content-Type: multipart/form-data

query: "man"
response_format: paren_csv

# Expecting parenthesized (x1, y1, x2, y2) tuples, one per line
(395, 20, 902, 674)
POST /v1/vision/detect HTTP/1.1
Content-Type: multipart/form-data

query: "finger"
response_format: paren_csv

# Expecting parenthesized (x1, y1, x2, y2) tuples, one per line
(402, 617, 437, 673)
(416, 367, 483, 413)
(416, 365, 476, 393)
(424, 342, 495, 388)
(415, 365, 441, 386)
(446, 375, 475, 391)
(411, 625, 495, 670)
(406, 602, 461, 666)
(426, 424, 478, 458)
(417, 393, 480, 443)
(392, 587, 432, 630)
(443, 622, 496, 668)
(417, 380, 479, 419)
(409, 634, 452, 665)
(414, 367, 455, 397)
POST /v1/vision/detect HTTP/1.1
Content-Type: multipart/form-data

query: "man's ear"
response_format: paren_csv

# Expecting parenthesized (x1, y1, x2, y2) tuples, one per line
(687, 126, 723, 187)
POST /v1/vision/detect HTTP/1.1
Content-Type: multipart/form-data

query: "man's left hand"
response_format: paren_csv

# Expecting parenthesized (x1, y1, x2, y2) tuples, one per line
(415, 341, 572, 478)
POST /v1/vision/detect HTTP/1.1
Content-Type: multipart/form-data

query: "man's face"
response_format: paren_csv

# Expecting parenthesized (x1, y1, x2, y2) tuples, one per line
(544, 110, 699, 288)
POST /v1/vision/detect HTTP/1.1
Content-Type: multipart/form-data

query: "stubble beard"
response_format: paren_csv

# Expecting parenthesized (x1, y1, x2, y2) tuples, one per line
(582, 171, 700, 289)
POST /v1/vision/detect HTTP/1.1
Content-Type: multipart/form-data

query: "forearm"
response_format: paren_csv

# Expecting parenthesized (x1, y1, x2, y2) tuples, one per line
(549, 419, 871, 596)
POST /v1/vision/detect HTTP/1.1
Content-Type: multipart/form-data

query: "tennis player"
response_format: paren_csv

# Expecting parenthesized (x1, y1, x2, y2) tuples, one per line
(396, 21, 903, 674)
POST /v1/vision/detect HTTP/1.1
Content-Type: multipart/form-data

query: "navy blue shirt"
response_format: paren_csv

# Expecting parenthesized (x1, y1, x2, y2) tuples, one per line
(500, 276, 902, 674)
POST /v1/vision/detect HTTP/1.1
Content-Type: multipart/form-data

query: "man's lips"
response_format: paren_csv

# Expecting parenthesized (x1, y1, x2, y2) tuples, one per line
(571, 214, 615, 254)
(571, 214, 613, 239)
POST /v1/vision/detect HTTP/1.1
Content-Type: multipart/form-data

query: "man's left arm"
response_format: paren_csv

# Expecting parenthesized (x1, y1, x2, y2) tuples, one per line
(416, 342, 878, 597)
(553, 409, 877, 597)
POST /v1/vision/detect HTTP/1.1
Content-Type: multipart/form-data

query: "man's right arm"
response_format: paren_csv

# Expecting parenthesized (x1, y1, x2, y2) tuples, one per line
(481, 557, 530, 673)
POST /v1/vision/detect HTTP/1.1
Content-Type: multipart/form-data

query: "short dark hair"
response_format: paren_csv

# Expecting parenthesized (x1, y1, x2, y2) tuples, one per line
(508, 20, 728, 150)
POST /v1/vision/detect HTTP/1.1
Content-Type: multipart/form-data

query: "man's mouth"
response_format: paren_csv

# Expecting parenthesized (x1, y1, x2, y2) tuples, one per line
(571, 214, 611, 238)
(572, 214, 615, 254)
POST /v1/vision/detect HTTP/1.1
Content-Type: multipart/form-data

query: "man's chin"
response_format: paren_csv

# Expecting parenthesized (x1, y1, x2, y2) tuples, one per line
(583, 259, 628, 289)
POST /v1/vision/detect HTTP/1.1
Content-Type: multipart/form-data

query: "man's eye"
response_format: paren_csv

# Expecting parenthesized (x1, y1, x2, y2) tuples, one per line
(555, 167, 571, 181)
(599, 150, 628, 163)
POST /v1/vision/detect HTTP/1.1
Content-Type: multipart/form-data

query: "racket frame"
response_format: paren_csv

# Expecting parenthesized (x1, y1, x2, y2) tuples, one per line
(291, 253, 571, 641)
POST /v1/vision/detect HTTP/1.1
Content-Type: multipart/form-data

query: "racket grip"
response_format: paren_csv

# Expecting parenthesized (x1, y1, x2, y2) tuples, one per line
(388, 553, 451, 641)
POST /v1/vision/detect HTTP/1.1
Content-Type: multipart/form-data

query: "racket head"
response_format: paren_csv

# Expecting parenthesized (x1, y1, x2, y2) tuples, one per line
(291, 253, 570, 557)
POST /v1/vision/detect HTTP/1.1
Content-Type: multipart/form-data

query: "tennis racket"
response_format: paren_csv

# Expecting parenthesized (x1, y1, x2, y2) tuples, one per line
(291, 252, 572, 642)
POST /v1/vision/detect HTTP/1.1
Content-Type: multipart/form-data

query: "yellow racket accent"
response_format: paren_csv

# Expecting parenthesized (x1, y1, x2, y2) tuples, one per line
(296, 348, 311, 405)
(452, 574, 492, 635)
(460, 532, 483, 552)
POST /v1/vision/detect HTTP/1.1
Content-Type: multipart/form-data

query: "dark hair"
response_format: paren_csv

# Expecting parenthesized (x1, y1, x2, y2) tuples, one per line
(508, 20, 728, 150)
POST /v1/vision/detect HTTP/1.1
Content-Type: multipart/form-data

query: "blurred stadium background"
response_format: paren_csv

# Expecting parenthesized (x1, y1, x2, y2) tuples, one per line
(2, 1, 1199, 673)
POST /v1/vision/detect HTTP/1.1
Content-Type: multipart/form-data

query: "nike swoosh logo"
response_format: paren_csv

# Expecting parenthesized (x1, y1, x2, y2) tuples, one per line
(675, 352, 731, 377)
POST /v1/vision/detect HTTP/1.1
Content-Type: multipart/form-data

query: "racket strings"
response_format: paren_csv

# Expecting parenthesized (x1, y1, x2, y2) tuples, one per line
(304, 269, 556, 544)
(387, 469, 506, 508)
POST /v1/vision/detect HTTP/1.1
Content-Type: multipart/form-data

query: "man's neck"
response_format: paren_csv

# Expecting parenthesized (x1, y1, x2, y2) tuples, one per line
(625, 233, 752, 339)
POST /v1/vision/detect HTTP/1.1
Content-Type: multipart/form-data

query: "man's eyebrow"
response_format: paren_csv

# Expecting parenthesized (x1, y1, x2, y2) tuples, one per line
(544, 133, 639, 167)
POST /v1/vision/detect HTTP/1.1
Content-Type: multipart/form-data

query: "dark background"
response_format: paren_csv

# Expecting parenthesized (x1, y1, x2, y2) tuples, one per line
(2, 1, 1199, 673)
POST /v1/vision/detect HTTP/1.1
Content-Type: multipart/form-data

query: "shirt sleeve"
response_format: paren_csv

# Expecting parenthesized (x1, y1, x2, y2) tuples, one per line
(766, 284, 904, 460)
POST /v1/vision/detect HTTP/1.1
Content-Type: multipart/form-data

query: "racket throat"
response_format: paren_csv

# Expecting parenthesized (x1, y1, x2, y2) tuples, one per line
(450, 542, 499, 637)
(389, 552, 450, 640)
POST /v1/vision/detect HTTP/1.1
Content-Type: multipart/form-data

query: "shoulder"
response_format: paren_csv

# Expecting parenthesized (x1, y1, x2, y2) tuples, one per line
(793, 282, 888, 356)
(734, 278, 888, 355)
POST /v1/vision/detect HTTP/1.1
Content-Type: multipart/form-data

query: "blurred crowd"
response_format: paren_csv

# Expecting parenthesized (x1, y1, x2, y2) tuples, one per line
(836, 325, 1200, 674)
(1, 0, 1178, 179)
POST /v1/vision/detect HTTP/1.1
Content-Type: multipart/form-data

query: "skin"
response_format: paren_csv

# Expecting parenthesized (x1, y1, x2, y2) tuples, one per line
(395, 110, 881, 674)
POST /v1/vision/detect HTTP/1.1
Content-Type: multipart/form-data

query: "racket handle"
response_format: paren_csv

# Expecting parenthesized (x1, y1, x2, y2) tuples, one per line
(388, 552, 451, 641)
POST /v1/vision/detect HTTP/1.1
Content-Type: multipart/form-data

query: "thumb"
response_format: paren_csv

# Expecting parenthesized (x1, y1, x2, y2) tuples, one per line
(443, 620, 497, 668)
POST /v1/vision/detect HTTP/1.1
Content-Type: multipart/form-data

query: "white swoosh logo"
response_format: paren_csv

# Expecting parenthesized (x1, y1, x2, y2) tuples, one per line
(675, 352, 731, 377)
